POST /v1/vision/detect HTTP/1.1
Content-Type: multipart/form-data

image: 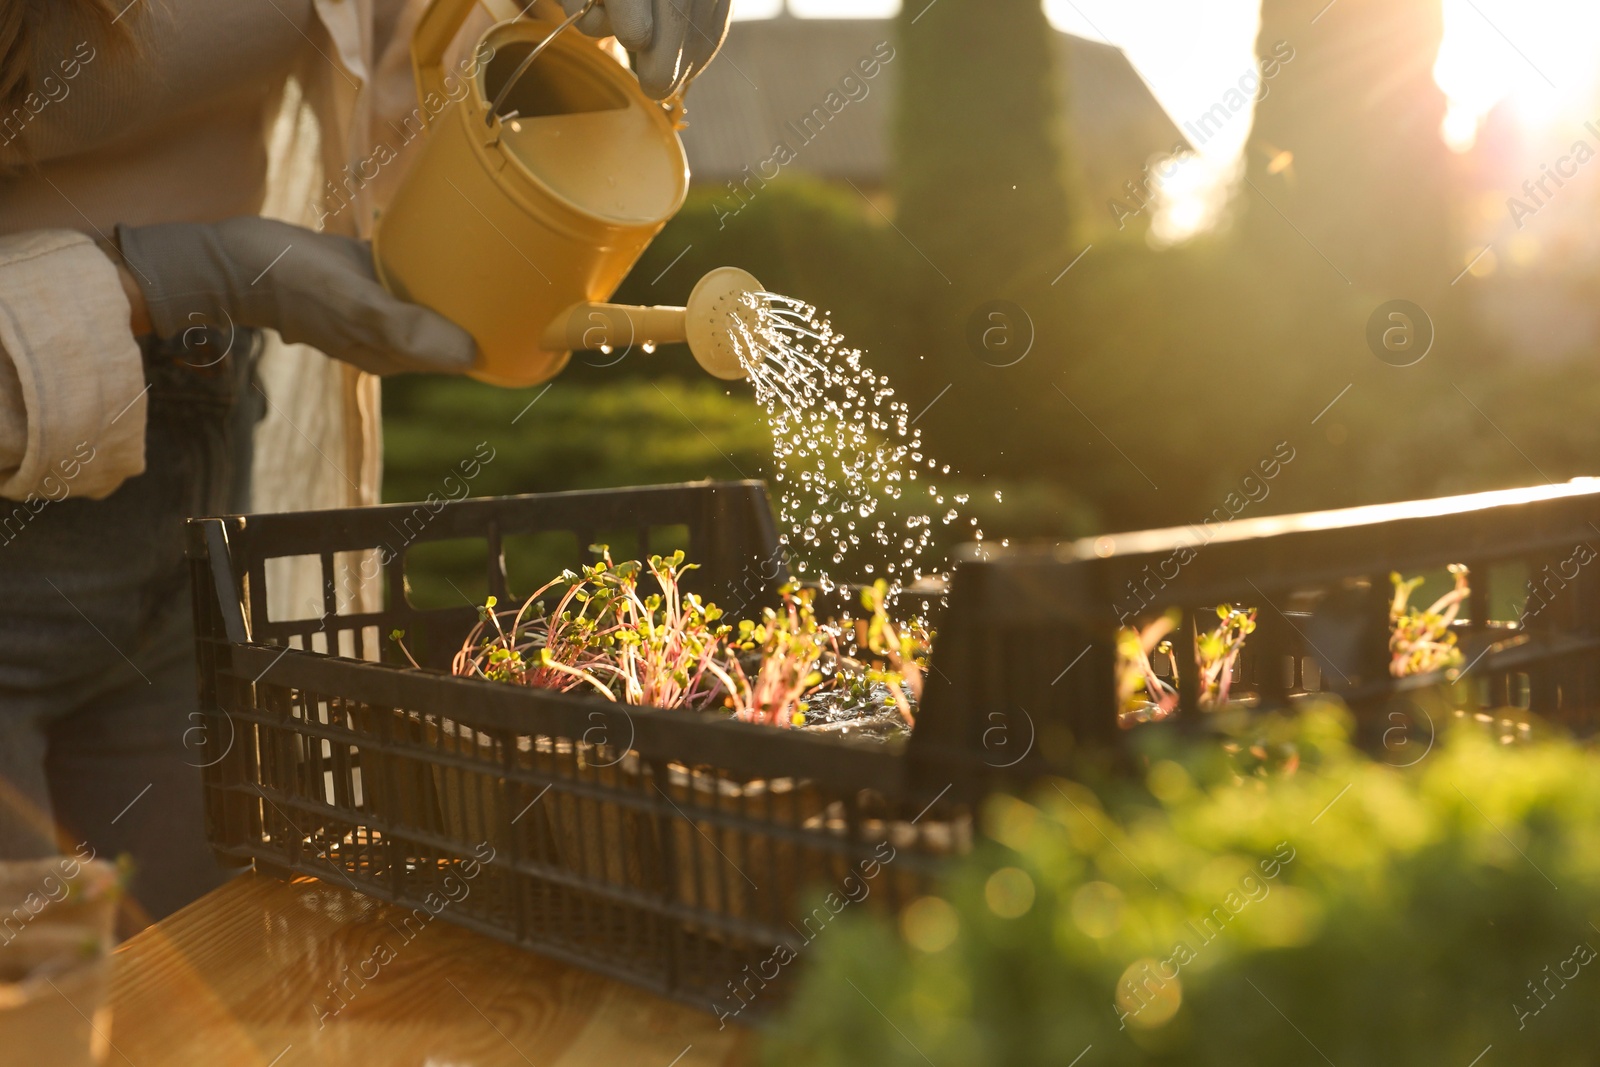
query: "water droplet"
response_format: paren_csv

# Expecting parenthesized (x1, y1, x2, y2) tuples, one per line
(724, 289, 986, 605)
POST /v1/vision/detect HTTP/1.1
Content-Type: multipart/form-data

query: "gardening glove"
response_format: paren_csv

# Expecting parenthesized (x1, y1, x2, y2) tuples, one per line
(564, 0, 733, 100)
(115, 217, 478, 377)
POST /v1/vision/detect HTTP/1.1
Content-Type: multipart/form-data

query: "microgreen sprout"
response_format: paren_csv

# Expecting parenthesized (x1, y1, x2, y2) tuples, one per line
(1389, 565, 1470, 678)
(389, 628, 422, 670)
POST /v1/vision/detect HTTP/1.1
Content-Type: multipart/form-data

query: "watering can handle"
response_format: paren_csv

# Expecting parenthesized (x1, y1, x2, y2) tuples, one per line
(412, 0, 700, 130)
(485, 0, 601, 123)
(411, 0, 581, 121)
(411, 0, 487, 123)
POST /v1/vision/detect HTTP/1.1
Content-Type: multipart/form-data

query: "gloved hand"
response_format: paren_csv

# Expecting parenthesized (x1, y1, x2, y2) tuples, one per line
(564, 0, 733, 101)
(115, 217, 478, 377)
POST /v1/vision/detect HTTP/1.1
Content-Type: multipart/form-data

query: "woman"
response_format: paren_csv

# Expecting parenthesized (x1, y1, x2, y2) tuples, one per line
(0, 0, 731, 927)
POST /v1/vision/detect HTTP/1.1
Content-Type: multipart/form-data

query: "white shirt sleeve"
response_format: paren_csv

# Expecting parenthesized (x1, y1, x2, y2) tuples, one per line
(0, 230, 146, 503)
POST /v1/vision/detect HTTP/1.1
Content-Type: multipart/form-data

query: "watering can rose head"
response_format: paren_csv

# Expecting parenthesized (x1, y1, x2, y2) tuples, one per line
(538, 265, 764, 381)
(372, 0, 753, 389)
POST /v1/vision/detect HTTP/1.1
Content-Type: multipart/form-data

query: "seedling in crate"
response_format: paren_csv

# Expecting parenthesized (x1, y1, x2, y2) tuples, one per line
(851, 579, 929, 727)
(580, 548, 735, 709)
(1197, 605, 1257, 709)
(721, 582, 828, 727)
(1117, 605, 1256, 720)
(1116, 609, 1180, 724)
(389, 629, 422, 670)
(445, 550, 935, 731)
(452, 573, 620, 700)
(451, 549, 733, 708)
(1389, 565, 1470, 678)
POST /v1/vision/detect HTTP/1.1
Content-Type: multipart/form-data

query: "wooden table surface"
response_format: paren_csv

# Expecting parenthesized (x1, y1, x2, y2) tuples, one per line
(107, 873, 754, 1066)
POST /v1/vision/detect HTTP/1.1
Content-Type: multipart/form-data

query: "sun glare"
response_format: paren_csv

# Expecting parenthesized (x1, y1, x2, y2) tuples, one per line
(1435, 0, 1600, 151)
(726, 0, 1600, 242)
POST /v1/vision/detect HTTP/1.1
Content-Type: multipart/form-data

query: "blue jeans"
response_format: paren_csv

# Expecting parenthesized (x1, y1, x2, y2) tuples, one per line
(0, 328, 262, 924)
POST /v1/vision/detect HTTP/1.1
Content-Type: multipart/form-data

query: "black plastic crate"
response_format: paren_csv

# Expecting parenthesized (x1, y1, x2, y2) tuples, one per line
(188, 475, 1600, 1012)
(187, 481, 968, 1015)
(913, 478, 1600, 788)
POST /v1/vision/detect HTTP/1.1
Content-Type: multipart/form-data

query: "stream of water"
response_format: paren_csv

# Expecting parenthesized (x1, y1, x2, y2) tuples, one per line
(729, 291, 997, 604)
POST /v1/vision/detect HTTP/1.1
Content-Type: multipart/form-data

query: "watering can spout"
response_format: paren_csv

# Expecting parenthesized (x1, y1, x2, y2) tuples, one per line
(539, 267, 762, 381)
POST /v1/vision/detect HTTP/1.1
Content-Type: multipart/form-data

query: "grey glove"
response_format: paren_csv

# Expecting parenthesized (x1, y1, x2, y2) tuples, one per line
(116, 217, 477, 377)
(564, 0, 732, 100)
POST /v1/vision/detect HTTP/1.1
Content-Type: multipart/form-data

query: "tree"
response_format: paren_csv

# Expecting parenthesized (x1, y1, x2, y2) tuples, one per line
(1244, 0, 1457, 302)
(892, 0, 1075, 293)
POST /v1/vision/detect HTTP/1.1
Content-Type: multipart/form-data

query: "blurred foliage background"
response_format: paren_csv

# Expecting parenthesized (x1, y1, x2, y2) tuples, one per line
(374, 1, 1600, 1052)
(762, 707, 1600, 1065)
(385, 0, 1598, 590)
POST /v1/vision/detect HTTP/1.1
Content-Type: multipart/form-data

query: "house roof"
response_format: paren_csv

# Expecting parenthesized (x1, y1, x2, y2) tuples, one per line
(678, 16, 1190, 213)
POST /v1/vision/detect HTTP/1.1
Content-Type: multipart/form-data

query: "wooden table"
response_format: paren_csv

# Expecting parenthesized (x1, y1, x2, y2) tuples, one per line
(108, 873, 754, 1066)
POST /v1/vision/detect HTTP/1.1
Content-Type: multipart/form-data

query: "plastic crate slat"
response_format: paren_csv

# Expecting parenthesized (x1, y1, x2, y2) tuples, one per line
(226, 643, 905, 793)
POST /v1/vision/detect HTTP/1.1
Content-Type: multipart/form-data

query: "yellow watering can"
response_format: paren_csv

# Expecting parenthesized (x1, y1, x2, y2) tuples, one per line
(373, 0, 762, 387)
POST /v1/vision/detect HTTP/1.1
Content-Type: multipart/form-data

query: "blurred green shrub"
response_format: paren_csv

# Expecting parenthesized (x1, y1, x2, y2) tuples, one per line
(384, 375, 770, 501)
(766, 706, 1600, 1065)
(892, 0, 1076, 293)
(382, 375, 771, 605)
